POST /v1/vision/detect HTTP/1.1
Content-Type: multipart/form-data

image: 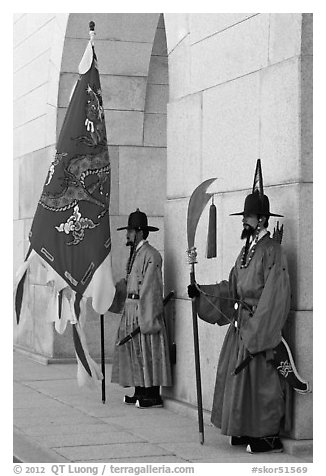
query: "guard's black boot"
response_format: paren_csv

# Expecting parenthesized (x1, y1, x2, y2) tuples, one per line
(246, 436, 283, 453)
(229, 436, 250, 446)
(123, 386, 144, 405)
(135, 386, 163, 409)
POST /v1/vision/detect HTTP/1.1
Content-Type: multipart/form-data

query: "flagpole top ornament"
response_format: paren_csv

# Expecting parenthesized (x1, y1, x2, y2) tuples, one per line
(89, 21, 95, 44)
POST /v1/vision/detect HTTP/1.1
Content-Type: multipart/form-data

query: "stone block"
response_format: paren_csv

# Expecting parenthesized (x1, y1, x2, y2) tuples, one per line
(14, 50, 50, 100)
(67, 13, 159, 43)
(202, 73, 260, 193)
(13, 159, 19, 221)
(57, 73, 78, 108)
(14, 84, 47, 129)
(118, 146, 166, 216)
(108, 146, 119, 216)
(101, 75, 147, 111)
(168, 34, 191, 100)
(145, 84, 168, 114)
(32, 284, 55, 357)
(190, 14, 269, 93)
(166, 95, 202, 198)
(46, 62, 61, 108)
(56, 441, 172, 462)
(289, 310, 313, 439)
(301, 55, 313, 182)
(18, 154, 36, 219)
(296, 183, 313, 310)
(62, 38, 153, 77)
(13, 20, 55, 73)
(260, 58, 301, 184)
(13, 220, 25, 274)
(269, 14, 302, 64)
(107, 111, 144, 146)
(164, 14, 189, 54)
(143, 113, 167, 147)
(14, 115, 47, 159)
(164, 198, 191, 298)
(151, 26, 167, 56)
(189, 13, 256, 44)
(45, 104, 58, 148)
(147, 56, 168, 85)
(302, 14, 313, 56)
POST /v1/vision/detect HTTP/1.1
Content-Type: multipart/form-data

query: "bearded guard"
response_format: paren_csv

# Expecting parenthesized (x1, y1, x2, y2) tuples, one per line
(187, 159, 311, 454)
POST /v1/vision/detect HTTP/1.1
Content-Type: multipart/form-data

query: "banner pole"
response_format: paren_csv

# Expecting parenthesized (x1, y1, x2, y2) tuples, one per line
(100, 314, 106, 403)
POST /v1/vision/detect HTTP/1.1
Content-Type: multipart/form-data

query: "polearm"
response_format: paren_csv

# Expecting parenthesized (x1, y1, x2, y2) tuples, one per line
(186, 178, 217, 445)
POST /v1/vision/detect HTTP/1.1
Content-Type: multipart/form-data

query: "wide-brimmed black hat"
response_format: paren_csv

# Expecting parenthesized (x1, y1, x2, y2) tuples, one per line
(117, 209, 159, 232)
(230, 159, 283, 217)
(230, 191, 283, 217)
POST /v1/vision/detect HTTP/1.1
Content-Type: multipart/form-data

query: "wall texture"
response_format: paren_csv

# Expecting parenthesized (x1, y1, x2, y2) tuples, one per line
(163, 13, 313, 440)
(13, 13, 313, 441)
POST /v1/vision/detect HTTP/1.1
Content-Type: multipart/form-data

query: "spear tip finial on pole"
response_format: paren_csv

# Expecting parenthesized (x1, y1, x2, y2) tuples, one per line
(89, 21, 96, 44)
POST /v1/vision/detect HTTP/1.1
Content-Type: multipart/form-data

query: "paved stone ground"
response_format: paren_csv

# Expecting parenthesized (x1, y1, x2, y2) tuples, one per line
(13, 349, 313, 464)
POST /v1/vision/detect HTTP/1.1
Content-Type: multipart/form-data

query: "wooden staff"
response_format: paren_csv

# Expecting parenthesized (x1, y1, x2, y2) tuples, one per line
(100, 314, 106, 403)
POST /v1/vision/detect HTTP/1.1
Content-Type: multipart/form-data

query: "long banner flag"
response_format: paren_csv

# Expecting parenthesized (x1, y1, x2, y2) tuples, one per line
(15, 22, 115, 386)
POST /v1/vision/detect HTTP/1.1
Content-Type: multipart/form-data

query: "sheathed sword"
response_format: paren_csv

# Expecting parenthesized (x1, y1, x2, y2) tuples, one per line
(187, 178, 217, 445)
(233, 337, 311, 394)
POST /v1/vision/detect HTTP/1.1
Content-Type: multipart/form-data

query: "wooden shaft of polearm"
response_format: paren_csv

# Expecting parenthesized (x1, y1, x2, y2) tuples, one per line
(190, 264, 204, 444)
(100, 314, 106, 404)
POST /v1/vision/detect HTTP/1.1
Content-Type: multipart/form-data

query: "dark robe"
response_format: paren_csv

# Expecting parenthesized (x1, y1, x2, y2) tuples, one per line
(197, 232, 291, 437)
(110, 241, 172, 388)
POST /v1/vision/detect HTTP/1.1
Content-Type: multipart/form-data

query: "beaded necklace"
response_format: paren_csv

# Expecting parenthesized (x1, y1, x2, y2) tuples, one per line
(126, 240, 146, 277)
(126, 247, 138, 277)
(240, 223, 261, 268)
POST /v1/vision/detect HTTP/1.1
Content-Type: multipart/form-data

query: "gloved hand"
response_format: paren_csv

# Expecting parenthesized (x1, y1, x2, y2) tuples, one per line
(187, 284, 200, 298)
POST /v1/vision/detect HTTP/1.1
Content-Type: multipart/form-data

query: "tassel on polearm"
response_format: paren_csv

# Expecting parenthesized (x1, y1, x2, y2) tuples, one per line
(206, 197, 217, 259)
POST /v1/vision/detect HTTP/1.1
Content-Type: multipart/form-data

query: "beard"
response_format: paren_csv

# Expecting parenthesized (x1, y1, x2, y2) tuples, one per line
(126, 240, 134, 247)
(241, 224, 256, 240)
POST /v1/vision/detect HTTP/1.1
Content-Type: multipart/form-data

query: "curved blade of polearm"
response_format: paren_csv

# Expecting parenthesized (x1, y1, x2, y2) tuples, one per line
(187, 178, 217, 250)
(186, 177, 217, 445)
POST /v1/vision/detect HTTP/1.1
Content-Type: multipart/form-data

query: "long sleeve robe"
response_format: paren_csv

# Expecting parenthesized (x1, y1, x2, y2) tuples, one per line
(196, 233, 291, 437)
(110, 241, 172, 387)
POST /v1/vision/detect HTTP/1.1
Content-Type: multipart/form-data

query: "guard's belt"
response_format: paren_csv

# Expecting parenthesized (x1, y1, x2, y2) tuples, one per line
(127, 293, 139, 300)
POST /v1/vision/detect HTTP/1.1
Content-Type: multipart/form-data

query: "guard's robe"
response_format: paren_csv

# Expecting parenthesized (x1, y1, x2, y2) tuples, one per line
(110, 241, 172, 388)
(197, 233, 291, 437)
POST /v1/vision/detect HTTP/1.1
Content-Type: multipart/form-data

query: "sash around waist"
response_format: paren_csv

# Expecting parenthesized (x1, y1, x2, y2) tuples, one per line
(127, 293, 139, 300)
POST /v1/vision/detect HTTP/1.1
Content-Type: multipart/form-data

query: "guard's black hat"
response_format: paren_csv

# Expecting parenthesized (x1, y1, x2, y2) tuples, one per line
(230, 159, 283, 217)
(117, 209, 159, 232)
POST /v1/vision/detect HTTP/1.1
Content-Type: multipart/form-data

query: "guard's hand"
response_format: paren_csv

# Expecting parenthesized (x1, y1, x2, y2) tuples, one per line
(187, 284, 200, 298)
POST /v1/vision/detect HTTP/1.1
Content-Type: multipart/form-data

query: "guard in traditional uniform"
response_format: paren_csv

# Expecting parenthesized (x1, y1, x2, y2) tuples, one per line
(188, 160, 310, 453)
(109, 209, 172, 408)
